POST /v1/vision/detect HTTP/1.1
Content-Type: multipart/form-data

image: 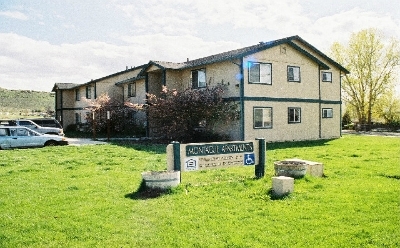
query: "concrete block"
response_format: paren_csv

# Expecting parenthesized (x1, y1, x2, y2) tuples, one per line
(272, 176, 294, 196)
(306, 161, 324, 177)
(283, 158, 324, 177)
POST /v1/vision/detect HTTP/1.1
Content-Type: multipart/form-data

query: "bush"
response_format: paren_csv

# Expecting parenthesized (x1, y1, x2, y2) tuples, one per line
(127, 85, 239, 143)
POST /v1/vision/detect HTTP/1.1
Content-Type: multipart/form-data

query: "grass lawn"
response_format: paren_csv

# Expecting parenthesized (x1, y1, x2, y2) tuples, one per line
(0, 135, 399, 247)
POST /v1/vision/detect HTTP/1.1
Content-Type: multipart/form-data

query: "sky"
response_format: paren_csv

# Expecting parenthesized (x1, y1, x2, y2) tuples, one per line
(0, 0, 399, 92)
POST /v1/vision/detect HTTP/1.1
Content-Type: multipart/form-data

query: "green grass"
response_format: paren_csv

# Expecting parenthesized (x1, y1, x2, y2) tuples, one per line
(0, 135, 399, 247)
(0, 87, 54, 119)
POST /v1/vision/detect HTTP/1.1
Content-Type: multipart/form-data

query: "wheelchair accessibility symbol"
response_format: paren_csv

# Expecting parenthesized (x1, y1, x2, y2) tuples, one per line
(244, 153, 255, 165)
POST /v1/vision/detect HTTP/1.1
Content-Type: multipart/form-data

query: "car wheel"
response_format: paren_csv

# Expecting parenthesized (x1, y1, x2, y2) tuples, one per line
(45, 140, 58, 146)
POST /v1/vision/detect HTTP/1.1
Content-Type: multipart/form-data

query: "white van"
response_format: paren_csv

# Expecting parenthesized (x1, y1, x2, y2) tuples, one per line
(15, 119, 64, 136)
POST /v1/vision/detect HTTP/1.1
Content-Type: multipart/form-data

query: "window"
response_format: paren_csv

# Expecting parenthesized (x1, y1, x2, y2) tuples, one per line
(75, 113, 81, 124)
(86, 86, 91, 99)
(288, 107, 301, 123)
(0, 128, 7, 136)
(75, 89, 80, 101)
(322, 72, 332, 82)
(191, 69, 206, 88)
(287, 66, 300, 82)
(254, 107, 272, 128)
(322, 108, 333, 118)
(248, 62, 272, 84)
(128, 83, 136, 97)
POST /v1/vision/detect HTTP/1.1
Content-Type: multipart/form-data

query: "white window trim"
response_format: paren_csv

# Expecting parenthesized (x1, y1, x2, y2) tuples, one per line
(322, 108, 333, 118)
(288, 66, 301, 82)
(322, 72, 332, 82)
(288, 107, 301, 123)
(191, 69, 206, 88)
(248, 62, 272, 85)
(253, 107, 273, 129)
(128, 82, 136, 97)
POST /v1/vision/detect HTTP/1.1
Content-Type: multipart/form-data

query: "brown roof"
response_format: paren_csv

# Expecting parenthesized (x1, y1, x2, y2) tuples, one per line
(52, 83, 79, 92)
(148, 35, 349, 73)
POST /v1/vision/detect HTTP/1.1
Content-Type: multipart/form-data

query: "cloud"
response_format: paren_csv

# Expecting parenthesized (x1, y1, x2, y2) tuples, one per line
(114, 0, 310, 36)
(0, 33, 241, 91)
(1, 0, 399, 92)
(303, 7, 400, 52)
(0, 11, 28, 20)
(113, 0, 399, 52)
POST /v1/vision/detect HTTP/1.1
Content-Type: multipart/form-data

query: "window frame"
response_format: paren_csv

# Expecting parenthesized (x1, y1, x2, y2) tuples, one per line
(191, 68, 206, 89)
(75, 112, 81, 124)
(75, 89, 80, 101)
(253, 107, 273, 129)
(248, 62, 272, 85)
(322, 71, 332, 82)
(86, 86, 91, 99)
(322, 108, 333, 118)
(128, 82, 136, 97)
(287, 66, 301, 82)
(288, 107, 301, 123)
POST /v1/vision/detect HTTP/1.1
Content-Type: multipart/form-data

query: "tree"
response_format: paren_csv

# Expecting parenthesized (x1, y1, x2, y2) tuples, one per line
(127, 85, 239, 143)
(84, 93, 144, 135)
(331, 29, 400, 128)
(374, 91, 400, 127)
(342, 110, 352, 129)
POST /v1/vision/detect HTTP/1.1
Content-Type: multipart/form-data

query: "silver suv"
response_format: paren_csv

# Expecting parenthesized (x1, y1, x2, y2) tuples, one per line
(15, 119, 64, 136)
(0, 126, 67, 149)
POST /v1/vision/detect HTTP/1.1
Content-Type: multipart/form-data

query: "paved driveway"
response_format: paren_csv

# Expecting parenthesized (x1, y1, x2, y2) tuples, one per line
(66, 138, 107, 146)
(342, 130, 400, 137)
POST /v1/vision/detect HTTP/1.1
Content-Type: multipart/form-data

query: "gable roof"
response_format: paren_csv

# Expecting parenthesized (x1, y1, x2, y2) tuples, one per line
(145, 35, 349, 74)
(53, 64, 147, 91)
(52, 83, 79, 92)
(55, 35, 350, 90)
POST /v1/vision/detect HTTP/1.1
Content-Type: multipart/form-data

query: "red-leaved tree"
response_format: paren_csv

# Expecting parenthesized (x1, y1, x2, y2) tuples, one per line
(126, 85, 239, 143)
(84, 93, 144, 135)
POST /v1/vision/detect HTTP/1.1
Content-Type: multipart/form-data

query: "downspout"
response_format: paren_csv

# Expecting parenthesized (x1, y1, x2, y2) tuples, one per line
(94, 82, 97, 99)
(318, 67, 322, 139)
(121, 85, 125, 102)
(60, 90, 63, 127)
(145, 73, 149, 137)
(54, 89, 58, 122)
(162, 69, 166, 86)
(340, 71, 342, 137)
(240, 58, 245, 141)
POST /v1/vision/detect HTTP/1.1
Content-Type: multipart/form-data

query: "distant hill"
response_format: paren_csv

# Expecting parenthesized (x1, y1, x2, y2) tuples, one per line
(0, 87, 55, 118)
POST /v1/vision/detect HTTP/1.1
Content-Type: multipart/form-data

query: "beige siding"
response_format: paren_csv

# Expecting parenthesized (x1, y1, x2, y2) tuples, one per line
(320, 104, 341, 139)
(124, 79, 146, 104)
(243, 101, 320, 142)
(243, 45, 320, 100)
(166, 70, 185, 91)
(55, 38, 343, 141)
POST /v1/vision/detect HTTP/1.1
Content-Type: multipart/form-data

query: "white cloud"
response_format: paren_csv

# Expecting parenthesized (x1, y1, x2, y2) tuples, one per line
(302, 7, 400, 52)
(0, 11, 28, 20)
(0, 32, 241, 91)
(1, 0, 399, 92)
(114, 0, 310, 36)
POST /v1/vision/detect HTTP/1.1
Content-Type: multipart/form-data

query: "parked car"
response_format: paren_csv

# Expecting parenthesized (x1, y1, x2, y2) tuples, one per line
(30, 118, 63, 129)
(2, 119, 64, 136)
(0, 120, 17, 126)
(0, 126, 68, 149)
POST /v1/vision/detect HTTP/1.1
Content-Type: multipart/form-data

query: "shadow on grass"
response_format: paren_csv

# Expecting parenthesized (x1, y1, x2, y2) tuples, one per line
(267, 139, 335, 151)
(125, 180, 172, 200)
(379, 174, 400, 180)
(267, 188, 292, 200)
(110, 140, 167, 154)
